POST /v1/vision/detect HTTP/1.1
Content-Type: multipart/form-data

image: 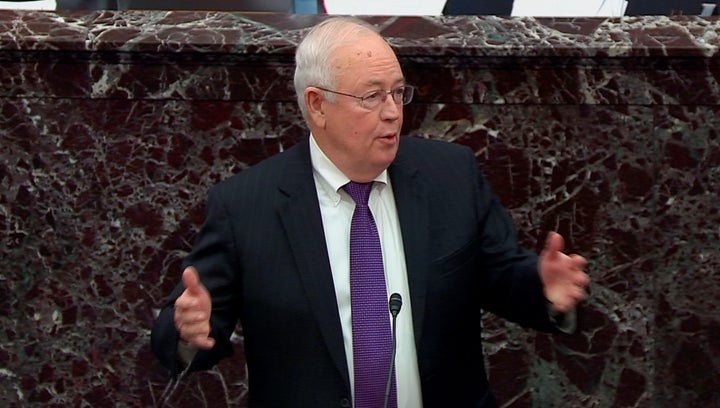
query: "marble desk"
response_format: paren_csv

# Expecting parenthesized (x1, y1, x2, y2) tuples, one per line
(1, 10, 719, 407)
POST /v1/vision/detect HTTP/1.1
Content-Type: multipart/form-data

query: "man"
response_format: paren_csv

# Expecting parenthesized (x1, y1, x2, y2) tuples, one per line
(151, 16, 589, 408)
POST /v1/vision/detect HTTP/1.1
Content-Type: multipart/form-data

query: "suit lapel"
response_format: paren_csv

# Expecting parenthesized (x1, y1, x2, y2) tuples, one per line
(273, 138, 432, 384)
(389, 143, 430, 347)
(276, 140, 350, 390)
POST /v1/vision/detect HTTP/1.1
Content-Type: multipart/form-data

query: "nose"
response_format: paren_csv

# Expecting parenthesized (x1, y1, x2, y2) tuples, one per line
(379, 93, 401, 120)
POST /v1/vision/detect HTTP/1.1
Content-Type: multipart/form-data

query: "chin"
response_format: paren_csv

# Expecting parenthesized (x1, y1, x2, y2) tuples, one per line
(377, 155, 397, 170)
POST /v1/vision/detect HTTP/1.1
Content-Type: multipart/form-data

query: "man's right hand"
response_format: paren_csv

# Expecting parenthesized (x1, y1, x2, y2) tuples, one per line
(173, 266, 215, 349)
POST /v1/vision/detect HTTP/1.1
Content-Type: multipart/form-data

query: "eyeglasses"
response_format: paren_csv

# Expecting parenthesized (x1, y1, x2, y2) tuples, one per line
(315, 85, 415, 110)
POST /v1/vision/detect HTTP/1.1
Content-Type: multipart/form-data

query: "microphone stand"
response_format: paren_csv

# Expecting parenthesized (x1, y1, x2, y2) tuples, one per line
(384, 293, 402, 408)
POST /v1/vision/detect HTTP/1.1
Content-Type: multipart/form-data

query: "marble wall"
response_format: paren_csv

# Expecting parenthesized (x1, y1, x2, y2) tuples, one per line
(1, 10, 719, 407)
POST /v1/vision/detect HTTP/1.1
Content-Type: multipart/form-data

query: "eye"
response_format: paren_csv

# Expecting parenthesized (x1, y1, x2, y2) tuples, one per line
(363, 90, 383, 103)
(393, 87, 406, 97)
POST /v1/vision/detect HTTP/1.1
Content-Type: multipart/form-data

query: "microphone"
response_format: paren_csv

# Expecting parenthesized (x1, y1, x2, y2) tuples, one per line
(389, 293, 402, 317)
(384, 293, 402, 408)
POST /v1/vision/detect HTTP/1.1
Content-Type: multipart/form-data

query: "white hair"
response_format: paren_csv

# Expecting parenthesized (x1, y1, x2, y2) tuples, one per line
(293, 17, 382, 120)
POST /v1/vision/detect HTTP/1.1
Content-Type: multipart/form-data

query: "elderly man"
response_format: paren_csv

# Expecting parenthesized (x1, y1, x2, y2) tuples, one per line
(152, 16, 589, 408)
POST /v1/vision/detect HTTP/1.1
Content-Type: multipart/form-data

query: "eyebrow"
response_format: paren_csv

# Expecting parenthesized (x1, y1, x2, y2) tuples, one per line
(363, 79, 407, 89)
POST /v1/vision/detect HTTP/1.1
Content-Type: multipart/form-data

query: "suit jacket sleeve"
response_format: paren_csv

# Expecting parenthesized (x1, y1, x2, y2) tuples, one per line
(467, 147, 556, 331)
(151, 183, 242, 374)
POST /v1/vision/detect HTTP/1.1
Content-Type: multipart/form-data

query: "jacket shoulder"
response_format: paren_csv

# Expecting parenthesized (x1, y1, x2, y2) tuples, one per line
(398, 136, 476, 171)
(213, 139, 310, 191)
(400, 136, 473, 156)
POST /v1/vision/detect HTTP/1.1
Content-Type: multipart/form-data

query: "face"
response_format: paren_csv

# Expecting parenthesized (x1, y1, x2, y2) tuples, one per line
(307, 32, 405, 182)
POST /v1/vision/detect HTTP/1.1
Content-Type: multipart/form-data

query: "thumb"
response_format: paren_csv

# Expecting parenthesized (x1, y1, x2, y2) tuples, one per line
(543, 232, 564, 259)
(182, 266, 204, 295)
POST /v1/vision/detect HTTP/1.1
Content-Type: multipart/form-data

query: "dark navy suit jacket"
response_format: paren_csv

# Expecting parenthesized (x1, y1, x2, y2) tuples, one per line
(152, 136, 557, 407)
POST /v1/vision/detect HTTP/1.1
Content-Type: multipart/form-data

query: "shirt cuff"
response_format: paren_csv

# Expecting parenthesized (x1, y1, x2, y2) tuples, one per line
(177, 340, 199, 366)
(549, 306, 577, 334)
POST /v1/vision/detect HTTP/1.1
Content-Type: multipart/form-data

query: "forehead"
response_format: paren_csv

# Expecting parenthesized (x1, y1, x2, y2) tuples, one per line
(331, 34, 402, 85)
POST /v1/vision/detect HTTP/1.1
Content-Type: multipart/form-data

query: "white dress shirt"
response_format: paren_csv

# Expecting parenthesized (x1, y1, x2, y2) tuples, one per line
(310, 135, 423, 408)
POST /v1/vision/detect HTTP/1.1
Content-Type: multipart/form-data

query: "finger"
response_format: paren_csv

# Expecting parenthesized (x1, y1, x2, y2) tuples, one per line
(182, 266, 201, 294)
(188, 335, 215, 350)
(180, 321, 211, 338)
(569, 254, 588, 269)
(551, 280, 587, 309)
(175, 314, 216, 348)
(543, 232, 564, 259)
(173, 296, 192, 313)
(174, 290, 204, 314)
(552, 294, 583, 313)
(178, 320, 215, 348)
(181, 323, 216, 349)
(574, 271, 591, 288)
(570, 284, 587, 301)
(174, 309, 209, 327)
(550, 300, 571, 314)
(190, 336, 216, 350)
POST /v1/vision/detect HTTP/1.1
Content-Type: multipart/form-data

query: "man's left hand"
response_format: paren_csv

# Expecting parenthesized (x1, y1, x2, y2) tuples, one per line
(539, 231, 590, 313)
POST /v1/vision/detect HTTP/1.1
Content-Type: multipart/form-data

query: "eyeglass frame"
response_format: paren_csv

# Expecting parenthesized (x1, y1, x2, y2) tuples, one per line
(313, 85, 415, 110)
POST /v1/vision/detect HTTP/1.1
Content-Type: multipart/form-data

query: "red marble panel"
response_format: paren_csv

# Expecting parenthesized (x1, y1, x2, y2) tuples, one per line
(2, 9, 720, 408)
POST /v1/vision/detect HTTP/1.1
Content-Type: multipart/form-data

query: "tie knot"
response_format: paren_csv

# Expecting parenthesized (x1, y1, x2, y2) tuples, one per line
(343, 181, 373, 205)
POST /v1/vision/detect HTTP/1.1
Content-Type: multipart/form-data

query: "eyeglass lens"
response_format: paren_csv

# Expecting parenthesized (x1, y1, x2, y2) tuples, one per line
(363, 86, 414, 108)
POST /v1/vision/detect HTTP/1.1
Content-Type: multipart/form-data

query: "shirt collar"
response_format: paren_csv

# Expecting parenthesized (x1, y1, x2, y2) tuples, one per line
(309, 134, 388, 197)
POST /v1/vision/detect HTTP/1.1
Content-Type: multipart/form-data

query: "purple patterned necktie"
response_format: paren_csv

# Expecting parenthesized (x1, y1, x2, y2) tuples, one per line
(343, 181, 397, 408)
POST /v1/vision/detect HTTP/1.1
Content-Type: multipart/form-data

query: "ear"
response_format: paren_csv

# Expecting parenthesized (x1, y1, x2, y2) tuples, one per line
(305, 87, 327, 128)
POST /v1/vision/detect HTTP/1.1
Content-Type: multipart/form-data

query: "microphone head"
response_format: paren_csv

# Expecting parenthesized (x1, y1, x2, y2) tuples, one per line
(389, 293, 402, 316)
